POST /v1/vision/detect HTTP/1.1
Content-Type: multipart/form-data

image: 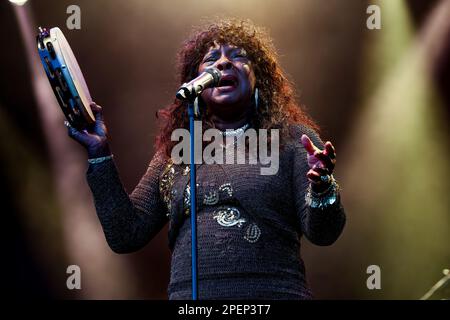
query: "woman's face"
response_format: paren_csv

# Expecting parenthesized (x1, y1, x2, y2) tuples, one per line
(198, 42, 256, 114)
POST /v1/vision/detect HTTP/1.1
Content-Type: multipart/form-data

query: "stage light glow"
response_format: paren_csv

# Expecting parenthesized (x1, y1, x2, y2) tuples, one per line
(12, 3, 138, 299)
(9, 0, 28, 6)
(339, 0, 450, 299)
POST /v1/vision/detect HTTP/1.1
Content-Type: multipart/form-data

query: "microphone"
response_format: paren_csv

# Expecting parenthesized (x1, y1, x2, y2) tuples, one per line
(176, 67, 221, 101)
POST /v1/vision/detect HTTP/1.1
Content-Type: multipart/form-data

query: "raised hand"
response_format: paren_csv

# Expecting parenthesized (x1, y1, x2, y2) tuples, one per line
(300, 134, 336, 190)
(66, 102, 111, 158)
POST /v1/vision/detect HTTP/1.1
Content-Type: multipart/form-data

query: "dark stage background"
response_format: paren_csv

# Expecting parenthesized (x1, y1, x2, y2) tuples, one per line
(2, 0, 449, 299)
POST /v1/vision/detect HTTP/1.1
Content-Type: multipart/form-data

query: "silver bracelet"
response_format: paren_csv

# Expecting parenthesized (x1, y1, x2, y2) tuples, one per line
(88, 154, 114, 164)
(305, 175, 340, 210)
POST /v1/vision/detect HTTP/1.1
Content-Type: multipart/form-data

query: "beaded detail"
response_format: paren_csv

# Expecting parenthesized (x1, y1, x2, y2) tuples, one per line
(159, 160, 176, 217)
(183, 184, 190, 216)
(183, 183, 200, 216)
(203, 190, 219, 205)
(182, 165, 190, 176)
(218, 183, 233, 197)
(213, 206, 246, 227)
(244, 223, 261, 243)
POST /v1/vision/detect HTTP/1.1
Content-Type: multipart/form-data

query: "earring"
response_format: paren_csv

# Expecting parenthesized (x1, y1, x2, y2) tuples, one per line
(194, 96, 200, 117)
(254, 88, 259, 111)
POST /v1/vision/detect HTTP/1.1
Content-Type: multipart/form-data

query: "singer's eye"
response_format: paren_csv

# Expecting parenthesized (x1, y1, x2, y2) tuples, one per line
(233, 48, 248, 59)
(203, 56, 217, 63)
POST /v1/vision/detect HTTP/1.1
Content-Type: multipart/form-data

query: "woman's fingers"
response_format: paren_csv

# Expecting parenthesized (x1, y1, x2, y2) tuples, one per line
(90, 102, 107, 137)
(314, 150, 335, 171)
(301, 134, 318, 155)
(302, 135, 337, 174)
(311, 166, 330, 176)
(307, 169, 322, 183)
(90, 102, 103, 121)
(324, 141, 336, 159)
(66, 123, 92, 146)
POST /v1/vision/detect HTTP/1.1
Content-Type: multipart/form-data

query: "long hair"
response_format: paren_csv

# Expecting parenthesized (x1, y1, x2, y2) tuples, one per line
(156, 18, 319, 156)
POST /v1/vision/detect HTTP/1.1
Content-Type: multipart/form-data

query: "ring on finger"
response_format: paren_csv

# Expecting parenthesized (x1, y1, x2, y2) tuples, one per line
(320, 174, 331, 184)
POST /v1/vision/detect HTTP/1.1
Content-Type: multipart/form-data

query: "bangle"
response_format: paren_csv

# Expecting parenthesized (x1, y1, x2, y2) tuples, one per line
(305, 175, 340, 210)
(88, 154, 114, 164)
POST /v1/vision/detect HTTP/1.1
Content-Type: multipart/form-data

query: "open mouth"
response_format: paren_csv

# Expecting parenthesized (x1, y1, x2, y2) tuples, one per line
(217, 74, 238, 89)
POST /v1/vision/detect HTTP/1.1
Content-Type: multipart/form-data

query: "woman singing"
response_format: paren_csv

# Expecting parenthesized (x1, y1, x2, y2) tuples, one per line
(67, 19, 346, 299)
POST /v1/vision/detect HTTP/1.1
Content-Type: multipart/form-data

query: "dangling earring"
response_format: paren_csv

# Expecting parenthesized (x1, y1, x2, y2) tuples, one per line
(194, 96, 200, 118)
(254, 88, 259, 111)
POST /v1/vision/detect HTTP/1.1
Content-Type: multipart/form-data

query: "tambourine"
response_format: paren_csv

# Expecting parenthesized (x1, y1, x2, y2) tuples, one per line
(37, 27, 95, 129)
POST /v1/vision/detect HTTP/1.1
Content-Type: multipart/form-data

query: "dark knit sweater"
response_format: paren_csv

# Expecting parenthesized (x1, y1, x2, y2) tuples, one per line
(86, 124, 346, 299)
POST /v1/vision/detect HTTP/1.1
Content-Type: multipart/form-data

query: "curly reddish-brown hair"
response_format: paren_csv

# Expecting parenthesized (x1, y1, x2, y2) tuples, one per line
(156, 18, 318, 156)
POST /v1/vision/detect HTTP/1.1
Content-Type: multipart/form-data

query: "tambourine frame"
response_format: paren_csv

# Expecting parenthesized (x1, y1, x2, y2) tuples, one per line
(37, 27, 95, 130)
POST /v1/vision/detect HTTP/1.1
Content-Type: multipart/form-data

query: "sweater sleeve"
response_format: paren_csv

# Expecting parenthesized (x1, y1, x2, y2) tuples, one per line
(86, 150, 168, 253)
(291, 125, 346, 246)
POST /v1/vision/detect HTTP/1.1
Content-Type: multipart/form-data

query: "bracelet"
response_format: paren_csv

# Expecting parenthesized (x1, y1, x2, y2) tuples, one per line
(305, 175, 340, 210)
(88, 154, 114, 164)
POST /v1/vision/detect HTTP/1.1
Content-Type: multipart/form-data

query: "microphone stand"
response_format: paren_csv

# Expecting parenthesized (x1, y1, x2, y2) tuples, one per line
(173, 94, 198, 300)
(177, 75, 218, 300)
(188, 99, 199, 300)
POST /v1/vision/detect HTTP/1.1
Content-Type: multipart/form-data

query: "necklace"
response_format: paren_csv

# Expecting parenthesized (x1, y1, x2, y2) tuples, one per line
(221, 123, 250, 137)
(219, 123, 250, 149)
